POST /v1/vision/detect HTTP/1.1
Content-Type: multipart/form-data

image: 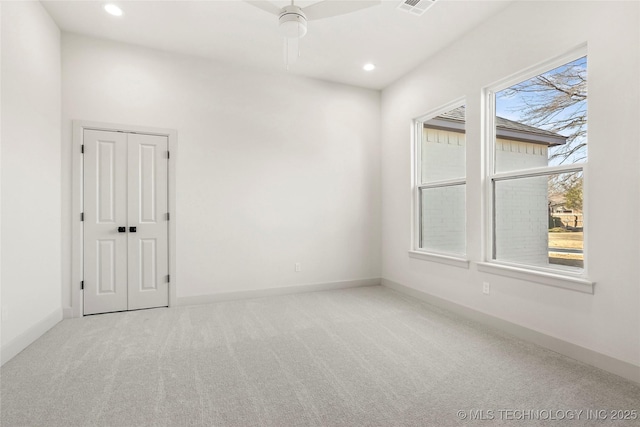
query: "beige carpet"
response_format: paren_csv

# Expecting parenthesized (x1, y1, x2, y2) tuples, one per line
(1, 285, 639, 426)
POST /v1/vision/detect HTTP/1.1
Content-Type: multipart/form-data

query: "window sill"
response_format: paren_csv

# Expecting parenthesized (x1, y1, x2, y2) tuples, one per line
(408, 250, 470, 269)
(476, 262, 594, 294)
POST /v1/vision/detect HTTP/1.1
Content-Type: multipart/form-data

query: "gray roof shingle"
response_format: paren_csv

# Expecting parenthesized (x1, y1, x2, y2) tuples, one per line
(429, 105, 567, 146)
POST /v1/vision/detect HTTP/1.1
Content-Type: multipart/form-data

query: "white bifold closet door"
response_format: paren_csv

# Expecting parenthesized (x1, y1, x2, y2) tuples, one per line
(83, 129, 169, 315)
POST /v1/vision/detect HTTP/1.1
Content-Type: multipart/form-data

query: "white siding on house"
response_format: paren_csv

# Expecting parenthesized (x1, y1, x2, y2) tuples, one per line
(421, 128, 465, 182)
(494, 138, 550, 265)
(420, 129, 550, 260)
(419, 128, 466, 255)
(494, 175, 549, 265)
(420, 185, 465, 255)
(495, 138, 549, 172)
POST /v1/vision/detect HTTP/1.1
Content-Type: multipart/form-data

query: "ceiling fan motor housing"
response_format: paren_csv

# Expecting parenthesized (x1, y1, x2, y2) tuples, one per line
(279, 5, 308, 38)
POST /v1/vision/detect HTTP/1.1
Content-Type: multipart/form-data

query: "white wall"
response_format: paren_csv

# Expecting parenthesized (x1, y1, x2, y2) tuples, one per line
(381, 0, 640, 370)
(1, 1, 62, 362)
(61, 34, 381, 307)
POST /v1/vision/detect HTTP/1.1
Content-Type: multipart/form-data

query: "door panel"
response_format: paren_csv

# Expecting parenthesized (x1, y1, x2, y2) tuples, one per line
(139, 239, 158, 290)
(84, 130, 169, 315)
(84, 130, 128, 315)
(97, 240, 117, 294)
(127, 133, 169, 311)
(97, 141, 117, 223)
(139, 144, 157, 223)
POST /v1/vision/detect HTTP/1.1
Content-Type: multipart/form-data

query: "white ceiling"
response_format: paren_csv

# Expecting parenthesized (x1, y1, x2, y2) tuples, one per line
(42, 0, 513, 90)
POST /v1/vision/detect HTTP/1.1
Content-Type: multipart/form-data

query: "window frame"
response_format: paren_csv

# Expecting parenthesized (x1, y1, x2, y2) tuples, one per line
(410, 99, 469, 268)
(482, 46, 594, 292)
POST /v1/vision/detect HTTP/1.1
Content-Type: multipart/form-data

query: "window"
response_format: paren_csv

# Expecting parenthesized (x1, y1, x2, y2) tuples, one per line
(413, 102, 466, 258)
(487, 53, 587, 274)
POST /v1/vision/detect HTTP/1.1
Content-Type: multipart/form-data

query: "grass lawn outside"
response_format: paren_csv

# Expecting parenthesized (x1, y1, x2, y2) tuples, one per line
(548, 231, 583, 268)
(548, 232, 584, 250)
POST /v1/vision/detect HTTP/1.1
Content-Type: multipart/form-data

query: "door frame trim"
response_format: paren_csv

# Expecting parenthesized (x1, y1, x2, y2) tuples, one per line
(72, 120, 177, 317)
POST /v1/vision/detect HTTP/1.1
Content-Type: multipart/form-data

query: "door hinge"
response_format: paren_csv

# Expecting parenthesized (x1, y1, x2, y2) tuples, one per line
(167, 212, 170, 220)
(81, 281, 84, 290)
(81, 212, 84, 221)
(81, 145, 84, 154)
(167, 151, 170, 159)
(167, 274, 170, 283)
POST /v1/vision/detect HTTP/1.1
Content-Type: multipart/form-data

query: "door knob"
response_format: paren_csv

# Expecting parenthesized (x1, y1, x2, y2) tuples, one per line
(118, 227, 126, 233)
(129, 226, 137, 232)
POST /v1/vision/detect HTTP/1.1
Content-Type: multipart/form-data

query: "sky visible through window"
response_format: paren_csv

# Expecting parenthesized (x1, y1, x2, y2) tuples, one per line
(493, 56, 587, 270)
(496, 56, 587, 167)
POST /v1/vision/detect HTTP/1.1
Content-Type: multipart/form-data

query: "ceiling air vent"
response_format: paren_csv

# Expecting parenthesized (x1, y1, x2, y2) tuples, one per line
(397, 0, 436, 16)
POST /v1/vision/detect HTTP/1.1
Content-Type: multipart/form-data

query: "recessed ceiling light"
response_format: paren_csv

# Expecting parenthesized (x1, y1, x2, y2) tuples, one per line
(363, 63, 376, 71)
(104, 4, 123, 16)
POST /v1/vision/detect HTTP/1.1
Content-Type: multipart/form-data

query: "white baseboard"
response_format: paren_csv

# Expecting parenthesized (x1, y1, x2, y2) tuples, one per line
(382, 279, 640, 385)
(1, 308, 63, 366)
(62, 307, 74, 319)
(176, 277, 381, 307)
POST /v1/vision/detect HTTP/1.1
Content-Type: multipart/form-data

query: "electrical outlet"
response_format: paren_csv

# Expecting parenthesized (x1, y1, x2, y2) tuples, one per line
(482, 282, 490, 295)
(295, 263, 301, 272)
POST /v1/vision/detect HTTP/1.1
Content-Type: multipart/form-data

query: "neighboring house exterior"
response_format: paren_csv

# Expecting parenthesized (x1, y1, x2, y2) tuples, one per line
(421, 106, 567, 265)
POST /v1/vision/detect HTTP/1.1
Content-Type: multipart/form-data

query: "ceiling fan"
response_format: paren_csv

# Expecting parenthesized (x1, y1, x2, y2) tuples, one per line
(245, 0, 382, 67)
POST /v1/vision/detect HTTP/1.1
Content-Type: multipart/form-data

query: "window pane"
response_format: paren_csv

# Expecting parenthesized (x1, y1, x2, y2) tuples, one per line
(495, 56, 587, 173)
(421, 106, 465, 183)
(494, 172, 583, 270)
(420, 184, 465, 255)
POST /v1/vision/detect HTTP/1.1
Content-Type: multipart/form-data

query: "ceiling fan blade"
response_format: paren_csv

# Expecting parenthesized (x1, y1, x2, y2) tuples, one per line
(243, 0, 282, 16)
(303, 0, 381, 21)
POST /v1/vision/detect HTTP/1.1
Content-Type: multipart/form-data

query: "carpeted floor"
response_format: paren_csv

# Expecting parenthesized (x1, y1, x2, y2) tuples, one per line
(1, 285, 639, 426)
